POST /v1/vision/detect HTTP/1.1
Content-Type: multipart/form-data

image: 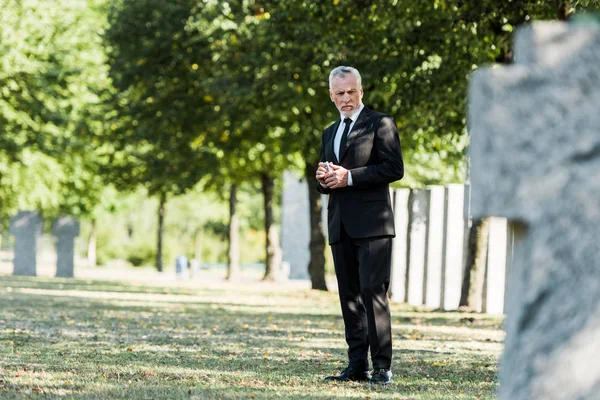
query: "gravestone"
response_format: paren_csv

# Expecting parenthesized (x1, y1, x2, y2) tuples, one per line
(483, 217, 508, 315)
(469, 22, 600, 400)
(175, 255, 188, 278)
(9, 211, 42, 276)
(190, 259, 201, 277)
(390, 188, 410, 302)
(52, 216, 80, 278)
(424, 186, 445, 308)
(281, 171, 310, 279)
(441, 184, 467, 310)
(407, 189, 428, 306)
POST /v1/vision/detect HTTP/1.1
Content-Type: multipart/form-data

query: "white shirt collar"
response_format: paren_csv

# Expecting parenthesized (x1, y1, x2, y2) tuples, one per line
(339, 103, 364, 123)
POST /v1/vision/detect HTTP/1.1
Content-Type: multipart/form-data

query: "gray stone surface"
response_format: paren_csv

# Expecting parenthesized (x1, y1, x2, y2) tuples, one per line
(469, 22, 600, 400)
(9, 211, 42, 276)
(175, 255, 188, 278)
(190, 259, 201, 277)
(281, 171, 310, 280)
(484, 217, 508, 315)
(407, 189, 428, 306)
(52, 216, 79, 278)
(441, 184, 466, 310)
(390, 188, 410, 303)
(424, 186, 445, 309)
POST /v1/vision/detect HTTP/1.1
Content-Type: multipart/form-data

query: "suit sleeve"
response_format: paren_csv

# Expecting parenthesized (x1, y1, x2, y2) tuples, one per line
(350, 116, 404, 187)
(316, 129, 332, 194)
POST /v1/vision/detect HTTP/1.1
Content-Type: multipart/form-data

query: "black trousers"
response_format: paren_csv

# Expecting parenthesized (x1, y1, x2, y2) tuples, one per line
(331, 223, 393, 370)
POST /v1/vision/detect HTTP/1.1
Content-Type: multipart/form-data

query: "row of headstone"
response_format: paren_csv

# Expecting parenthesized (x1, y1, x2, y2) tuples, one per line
(280, 172, 511, 315)
(469, 21, 600, 399)
(8, 210, 80, 277)
(387, 184, 511, 313)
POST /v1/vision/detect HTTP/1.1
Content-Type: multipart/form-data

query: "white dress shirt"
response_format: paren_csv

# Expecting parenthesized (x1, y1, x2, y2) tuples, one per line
(332, 103, 364, 186)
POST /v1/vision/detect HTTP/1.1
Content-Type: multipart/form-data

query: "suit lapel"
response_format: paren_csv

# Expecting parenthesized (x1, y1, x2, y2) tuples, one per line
(339, 107, 370, 161)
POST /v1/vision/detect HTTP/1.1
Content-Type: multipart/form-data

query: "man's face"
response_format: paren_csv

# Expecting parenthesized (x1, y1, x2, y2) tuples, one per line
(329, 74, 364, 118)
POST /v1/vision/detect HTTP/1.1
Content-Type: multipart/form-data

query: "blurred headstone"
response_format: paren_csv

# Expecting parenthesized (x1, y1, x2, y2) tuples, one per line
(281, 171, 310, 279)
(407, 189, 428, 306)
(390, 188, 409, 302)
(281, 261, 291, 280)
(441, 184, 467, 310)
(9, 211, 42, 276)
(52, 216, 80, 278)
(190, 259, 201, 277)
(175, 255, 188, 278)
(469, 21, 600, 400)
(484, 217, 508, 315)
(424, 186, 445, 308)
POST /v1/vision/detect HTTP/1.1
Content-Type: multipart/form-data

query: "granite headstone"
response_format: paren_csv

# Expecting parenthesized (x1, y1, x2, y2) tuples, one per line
(469, 21, 600, 400)
(52, 216, 79, 278)
(10, 211, 42, 276)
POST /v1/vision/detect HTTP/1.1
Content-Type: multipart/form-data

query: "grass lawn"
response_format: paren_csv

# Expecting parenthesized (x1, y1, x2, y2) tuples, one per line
(0, 271, 504, 399)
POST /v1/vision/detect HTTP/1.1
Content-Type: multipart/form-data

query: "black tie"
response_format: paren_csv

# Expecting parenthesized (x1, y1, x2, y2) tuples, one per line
(339, 117, 352, 158)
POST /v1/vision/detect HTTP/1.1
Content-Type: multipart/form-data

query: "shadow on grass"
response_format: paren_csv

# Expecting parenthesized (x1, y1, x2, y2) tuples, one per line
(0, 277, 502, 399)
(0, 274, 230, 296)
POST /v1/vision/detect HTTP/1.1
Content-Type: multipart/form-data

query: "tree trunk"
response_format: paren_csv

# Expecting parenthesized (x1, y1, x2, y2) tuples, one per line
(226, 183, 240, 280)
(156, 193, 166, 272)
(305, 160, 328, 291)
(261, 172, 281, 281)
(87, 218, 97, 268)
(459, 217, 491, 311)
(558, 1, 574, 20)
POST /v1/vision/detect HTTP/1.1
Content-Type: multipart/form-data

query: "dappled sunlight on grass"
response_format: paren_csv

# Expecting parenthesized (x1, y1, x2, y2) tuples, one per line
(0, 274, 503, 399)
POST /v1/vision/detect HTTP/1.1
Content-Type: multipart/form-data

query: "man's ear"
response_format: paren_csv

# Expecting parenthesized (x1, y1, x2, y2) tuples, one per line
(329, 90, 335, 102)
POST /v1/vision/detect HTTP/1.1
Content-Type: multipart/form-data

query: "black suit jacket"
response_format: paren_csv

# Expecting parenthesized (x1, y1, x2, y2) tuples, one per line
(317, 106, 404, 245)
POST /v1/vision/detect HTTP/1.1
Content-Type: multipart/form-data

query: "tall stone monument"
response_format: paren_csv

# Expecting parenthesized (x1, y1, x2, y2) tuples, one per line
(390, 188, 410, 302)
(424, 186, 445, 308)
(469, 22, 600, 400)
(281, 171, 310, 279)
(441, 184, 468, 310)
(52, 216, 80, 278)
(407, 189, 428, 306)
(10, 211, 42, 276)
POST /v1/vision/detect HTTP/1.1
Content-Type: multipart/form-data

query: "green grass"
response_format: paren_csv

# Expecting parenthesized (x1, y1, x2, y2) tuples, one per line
(0, 273, 503, 399)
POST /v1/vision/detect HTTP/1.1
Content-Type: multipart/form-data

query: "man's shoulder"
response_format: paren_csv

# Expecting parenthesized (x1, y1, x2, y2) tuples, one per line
(362, 107, 393, 122)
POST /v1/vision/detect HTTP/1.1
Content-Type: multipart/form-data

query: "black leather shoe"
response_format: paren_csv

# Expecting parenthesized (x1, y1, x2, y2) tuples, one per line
(324, 366, 370, 382)
(369, 369, 392, 385)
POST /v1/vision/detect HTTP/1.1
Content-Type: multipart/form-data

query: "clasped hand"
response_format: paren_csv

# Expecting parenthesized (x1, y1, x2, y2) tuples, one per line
(316, 162, 348, 189)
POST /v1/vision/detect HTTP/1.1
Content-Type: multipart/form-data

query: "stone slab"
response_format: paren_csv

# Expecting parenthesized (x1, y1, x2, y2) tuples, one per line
(10, 211, 42, 276)
(424, 186, 445, 309)
(407, 189, 428, 306)
(390, 188, 410, 303)
(469, 22, 600, 400)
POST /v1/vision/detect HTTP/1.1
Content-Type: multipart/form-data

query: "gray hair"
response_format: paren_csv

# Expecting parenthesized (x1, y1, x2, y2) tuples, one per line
(329, 66, 362, 89)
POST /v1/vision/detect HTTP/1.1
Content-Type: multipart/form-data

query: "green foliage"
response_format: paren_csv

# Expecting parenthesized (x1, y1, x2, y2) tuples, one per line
(94, 225, 127, 266)
(3, 0, 600, 267)
(102, 0, 222, 198)
(0, 0, 112, 219)
(125, 243, 157, 267)
(79, 187, 265, 267)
